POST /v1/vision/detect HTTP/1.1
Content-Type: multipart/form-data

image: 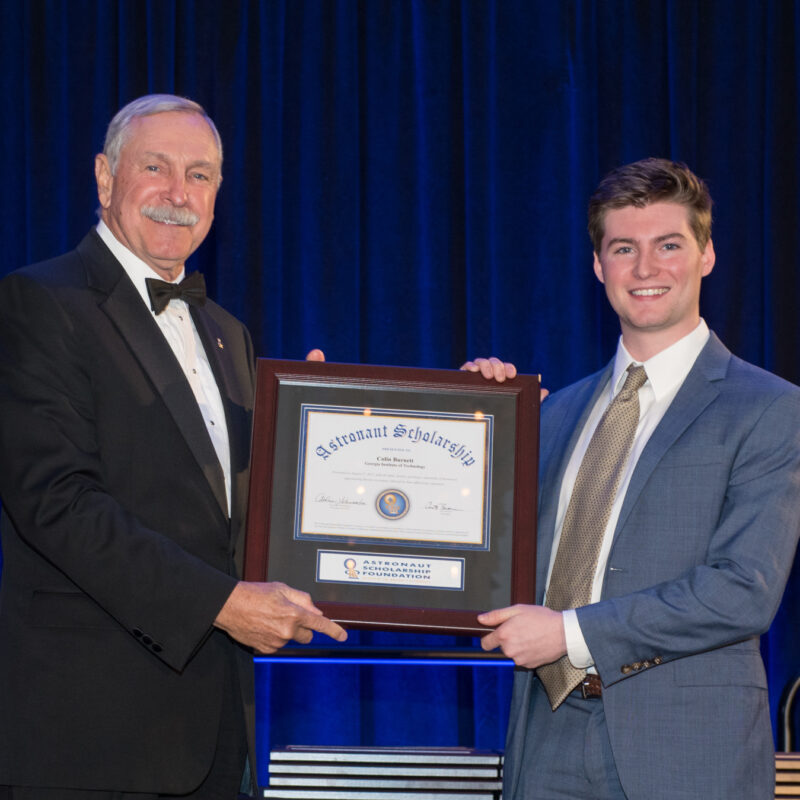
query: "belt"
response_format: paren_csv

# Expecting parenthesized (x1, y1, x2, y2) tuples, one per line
(576, 674, 602, 699)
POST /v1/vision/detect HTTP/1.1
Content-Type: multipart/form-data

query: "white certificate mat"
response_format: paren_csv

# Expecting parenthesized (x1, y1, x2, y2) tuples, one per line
(295, 405, 493, 549)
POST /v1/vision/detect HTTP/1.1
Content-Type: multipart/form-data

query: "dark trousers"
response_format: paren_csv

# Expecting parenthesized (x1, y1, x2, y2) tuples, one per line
(1, 657, 249, 800)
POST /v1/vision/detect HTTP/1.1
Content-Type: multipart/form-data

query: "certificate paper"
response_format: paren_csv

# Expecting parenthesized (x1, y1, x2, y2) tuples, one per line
(296, 405, 493, 550)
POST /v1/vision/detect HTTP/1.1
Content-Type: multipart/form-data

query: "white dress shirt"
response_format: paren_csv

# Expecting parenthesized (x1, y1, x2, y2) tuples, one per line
(547, 320, 711, 668)
(97, 221, 232, 515)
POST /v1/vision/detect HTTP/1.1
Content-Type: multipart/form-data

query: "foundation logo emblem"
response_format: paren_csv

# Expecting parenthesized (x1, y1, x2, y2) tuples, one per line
(344, 557, 359, 579)
(376, 489, 410, 520)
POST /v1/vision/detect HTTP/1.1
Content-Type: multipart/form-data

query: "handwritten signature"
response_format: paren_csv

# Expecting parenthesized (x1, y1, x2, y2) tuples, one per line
(424, 502, 463, 513)
(315, 494, 366, 507)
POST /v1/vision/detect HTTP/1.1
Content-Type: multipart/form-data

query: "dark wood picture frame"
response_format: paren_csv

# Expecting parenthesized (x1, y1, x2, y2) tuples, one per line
(244, 359, 539, 635)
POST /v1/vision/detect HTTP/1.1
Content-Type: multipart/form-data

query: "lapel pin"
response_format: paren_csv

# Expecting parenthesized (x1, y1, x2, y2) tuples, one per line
(217, 338, 224, 349)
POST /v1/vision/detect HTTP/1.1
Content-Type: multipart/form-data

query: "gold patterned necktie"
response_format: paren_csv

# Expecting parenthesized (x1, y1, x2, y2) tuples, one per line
(537, 364, 648, 709)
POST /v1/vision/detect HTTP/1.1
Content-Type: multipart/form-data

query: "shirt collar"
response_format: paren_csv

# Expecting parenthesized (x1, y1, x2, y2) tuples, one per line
(610, 319, 710, 401)
(96, 220, 185, 312)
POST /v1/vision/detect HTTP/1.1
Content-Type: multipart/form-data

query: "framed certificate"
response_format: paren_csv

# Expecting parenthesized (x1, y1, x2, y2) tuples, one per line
(244, 360, 539, 635)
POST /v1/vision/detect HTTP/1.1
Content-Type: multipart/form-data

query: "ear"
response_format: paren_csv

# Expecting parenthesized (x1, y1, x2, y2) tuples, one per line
(593, 252, 605, 284)
(94, 154, 113, 210)
(700, 238, 716, 277)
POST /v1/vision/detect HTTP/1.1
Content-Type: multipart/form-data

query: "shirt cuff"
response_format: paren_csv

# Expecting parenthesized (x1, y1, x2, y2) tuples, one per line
(562, 609, 594, 669)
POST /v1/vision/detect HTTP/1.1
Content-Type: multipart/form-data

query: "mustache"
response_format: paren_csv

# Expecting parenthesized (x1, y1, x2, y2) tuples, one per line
(141, 205, 200, 226)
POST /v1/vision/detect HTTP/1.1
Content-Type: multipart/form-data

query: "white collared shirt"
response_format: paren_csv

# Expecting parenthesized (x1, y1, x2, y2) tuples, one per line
(96, 221, 231, 515)
(549, 320, 711, 668)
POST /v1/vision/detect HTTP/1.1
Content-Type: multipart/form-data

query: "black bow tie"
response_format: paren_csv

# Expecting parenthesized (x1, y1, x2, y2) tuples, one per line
(145, 272, 207, 315)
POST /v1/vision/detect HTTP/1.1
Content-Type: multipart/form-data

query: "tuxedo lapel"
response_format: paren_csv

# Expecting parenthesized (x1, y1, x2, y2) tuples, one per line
(78, 232, 229, 519)
(190, 304, 252, 533)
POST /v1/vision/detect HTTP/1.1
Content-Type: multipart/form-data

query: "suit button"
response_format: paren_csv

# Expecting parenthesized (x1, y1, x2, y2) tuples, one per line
(142, 634, 153, 646)
(631, 661, 642, 671)
(133, 628, 143, 638)
(152, 642, 163, 653)
(621, 665, 632, 674)
(653, 656, 662, 665)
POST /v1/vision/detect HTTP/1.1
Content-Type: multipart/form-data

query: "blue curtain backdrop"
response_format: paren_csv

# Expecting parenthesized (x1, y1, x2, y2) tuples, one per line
(1, 0, 799, 781)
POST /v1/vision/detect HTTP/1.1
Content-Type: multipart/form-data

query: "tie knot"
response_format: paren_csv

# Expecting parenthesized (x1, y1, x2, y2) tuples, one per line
(620, 364, 647, 399)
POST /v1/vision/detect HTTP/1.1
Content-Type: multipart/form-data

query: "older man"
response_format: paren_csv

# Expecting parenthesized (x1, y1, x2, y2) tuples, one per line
(470, 159, 800, 799)
(0, 95, 345, 799)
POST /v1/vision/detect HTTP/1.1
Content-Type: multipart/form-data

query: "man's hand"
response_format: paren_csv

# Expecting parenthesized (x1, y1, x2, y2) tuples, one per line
(214, 581, 348, 654)
(461, 356, 549, 400)
(478, 604, 566, 668)
(460, 356, 517, 383)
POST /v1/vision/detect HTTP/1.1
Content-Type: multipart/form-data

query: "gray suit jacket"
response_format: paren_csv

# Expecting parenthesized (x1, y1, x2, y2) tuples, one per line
(503, 333, 800, 800)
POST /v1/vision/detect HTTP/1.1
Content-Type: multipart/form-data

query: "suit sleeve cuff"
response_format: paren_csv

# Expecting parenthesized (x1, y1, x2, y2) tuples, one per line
(563, 609, 594, 669)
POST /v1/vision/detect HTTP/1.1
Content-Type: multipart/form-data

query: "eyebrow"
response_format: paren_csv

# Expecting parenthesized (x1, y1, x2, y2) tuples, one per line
(605, 232, 688, 248)
(141, 151, 171, 163)
(141, 151, 219, 171)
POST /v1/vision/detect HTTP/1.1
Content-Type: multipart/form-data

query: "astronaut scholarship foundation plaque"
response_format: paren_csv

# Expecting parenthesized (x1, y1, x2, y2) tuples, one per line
(244, 359, 539, 635)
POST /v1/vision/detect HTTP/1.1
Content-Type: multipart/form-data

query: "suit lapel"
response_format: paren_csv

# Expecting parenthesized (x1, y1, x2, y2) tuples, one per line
(611, 333, 730, 543)
(78, 232, 229, 519)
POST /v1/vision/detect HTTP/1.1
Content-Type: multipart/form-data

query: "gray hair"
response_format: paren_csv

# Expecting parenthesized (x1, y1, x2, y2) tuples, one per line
(102, 94, 223, 178)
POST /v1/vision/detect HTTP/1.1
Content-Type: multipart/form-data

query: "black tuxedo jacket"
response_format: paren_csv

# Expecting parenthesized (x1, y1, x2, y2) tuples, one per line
(0, 230, 256, 792)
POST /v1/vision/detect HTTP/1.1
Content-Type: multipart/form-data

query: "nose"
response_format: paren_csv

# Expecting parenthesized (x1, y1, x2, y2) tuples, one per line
(163, 174, 188, 206)
(632, 251, 657, 279)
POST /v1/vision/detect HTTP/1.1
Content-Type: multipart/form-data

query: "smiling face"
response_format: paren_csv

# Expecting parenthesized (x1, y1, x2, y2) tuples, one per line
(95, 110, 222, 280)
(593, 201, 715, 361)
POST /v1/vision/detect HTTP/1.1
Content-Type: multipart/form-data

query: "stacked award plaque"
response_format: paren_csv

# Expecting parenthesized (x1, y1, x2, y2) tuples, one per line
(776, 753, 800, 798)
(261, 746, 503, 799)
